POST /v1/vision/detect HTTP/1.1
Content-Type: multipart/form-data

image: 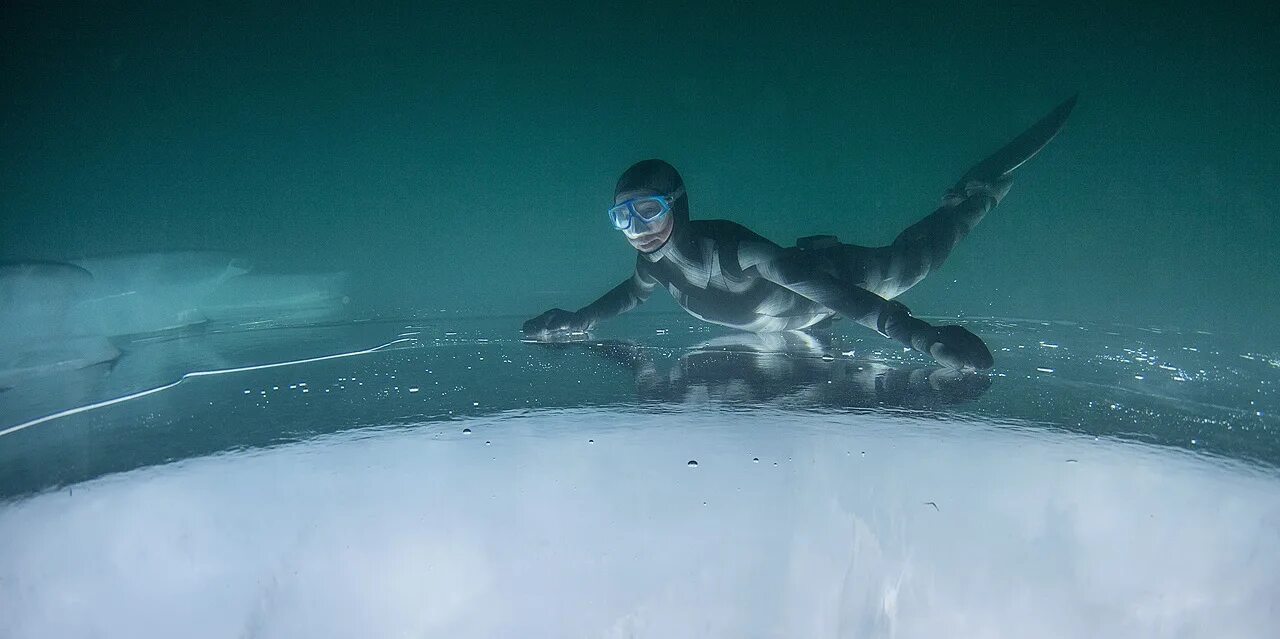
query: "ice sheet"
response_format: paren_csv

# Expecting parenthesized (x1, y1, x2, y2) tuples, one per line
(0, 261, 93, 336)
(0, 262, 119, 386)
(67, 251, 251, 335)
(1, 253, 357, 387)
(1, 411, 1276, 638)
(200, 272, 351, 323)
(0, 315, 1276, 636)
(1, 316, 1277, 492)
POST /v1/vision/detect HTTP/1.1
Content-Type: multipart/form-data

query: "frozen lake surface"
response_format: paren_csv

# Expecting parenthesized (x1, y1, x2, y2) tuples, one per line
(1, 314, 1278, 637)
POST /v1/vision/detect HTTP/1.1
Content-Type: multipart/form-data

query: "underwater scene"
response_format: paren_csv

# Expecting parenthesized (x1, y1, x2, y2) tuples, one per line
(2, 2, 1277, 637)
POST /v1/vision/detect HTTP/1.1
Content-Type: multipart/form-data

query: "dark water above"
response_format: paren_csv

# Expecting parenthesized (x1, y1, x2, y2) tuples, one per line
(3, 1, 1278, 330)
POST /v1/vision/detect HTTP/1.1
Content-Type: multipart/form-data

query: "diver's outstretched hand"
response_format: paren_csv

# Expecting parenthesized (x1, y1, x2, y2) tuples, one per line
(918, 325, 994, 371)
(522, 308, 588, 339)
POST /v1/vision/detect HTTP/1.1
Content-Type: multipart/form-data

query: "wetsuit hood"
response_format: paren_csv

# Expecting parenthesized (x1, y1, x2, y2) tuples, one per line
(616, 159, 689, 225)
(615, 159, 688, 258)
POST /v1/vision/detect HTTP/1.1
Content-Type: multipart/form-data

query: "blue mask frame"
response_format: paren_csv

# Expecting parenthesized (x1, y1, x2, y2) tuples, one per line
(607, 187, 685, 230)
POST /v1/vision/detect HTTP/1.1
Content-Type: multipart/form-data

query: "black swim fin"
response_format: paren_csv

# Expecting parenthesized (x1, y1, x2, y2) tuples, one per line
(959, 94, 1077, 185)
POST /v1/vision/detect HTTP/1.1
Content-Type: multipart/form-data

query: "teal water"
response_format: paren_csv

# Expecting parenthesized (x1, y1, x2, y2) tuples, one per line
(2, 2, 1279, 636)
(2, 1, 1277, 328)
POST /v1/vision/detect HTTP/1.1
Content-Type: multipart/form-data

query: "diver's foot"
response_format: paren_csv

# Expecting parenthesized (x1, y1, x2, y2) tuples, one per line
(923, 325, 995, 371)
(942, 175, 1014, 208)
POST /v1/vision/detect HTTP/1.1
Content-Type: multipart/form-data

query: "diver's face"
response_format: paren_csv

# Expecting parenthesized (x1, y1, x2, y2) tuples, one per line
(615, 189, 675, 253)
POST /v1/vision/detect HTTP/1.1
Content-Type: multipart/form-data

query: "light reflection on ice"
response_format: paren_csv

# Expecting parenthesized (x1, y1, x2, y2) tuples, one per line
(1, 411, 1277, 638)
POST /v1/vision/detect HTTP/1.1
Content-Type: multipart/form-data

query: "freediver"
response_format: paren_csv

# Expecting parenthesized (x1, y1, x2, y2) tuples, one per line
(523, 97, 1077, 370)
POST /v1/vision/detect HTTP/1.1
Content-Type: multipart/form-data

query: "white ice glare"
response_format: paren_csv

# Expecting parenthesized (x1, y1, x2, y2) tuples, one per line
(67, 251, 250, 335)
(1, 253, 356, 386)
(0, 262, 119, 385)
(200, 272, 351, 323)
(1, 411, 1277, 638)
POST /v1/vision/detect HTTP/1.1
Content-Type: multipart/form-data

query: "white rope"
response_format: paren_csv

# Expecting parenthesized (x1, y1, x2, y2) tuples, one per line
(0, 338, 419, 438)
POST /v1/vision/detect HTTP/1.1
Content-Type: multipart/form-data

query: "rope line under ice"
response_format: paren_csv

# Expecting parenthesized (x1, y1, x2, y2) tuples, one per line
(0, 338, 420, 438)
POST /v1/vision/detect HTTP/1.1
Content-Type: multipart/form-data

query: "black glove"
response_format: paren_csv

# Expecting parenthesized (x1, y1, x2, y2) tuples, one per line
(522, 308, 589, 338)
(878, 301, 994, 371)
(913, 324, 994, 371)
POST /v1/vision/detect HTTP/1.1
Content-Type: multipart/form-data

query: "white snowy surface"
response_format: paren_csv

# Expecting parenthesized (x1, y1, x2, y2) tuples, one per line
(2, 410, 1277, 638)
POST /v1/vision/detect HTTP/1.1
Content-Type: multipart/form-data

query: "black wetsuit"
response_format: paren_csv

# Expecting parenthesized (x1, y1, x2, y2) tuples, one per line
(571, 180, 1002, 361)
(525, 97, 1076, 371)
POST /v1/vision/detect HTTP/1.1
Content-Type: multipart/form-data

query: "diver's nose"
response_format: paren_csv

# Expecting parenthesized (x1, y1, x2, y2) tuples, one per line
(623, 223, 651, 239)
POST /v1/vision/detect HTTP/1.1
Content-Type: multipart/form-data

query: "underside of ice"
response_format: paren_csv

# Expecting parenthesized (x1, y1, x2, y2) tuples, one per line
(1, 412, 1276, 638)
(0, 262, 120, 385)
(200, 272, 351, 323)
(0, 312, 1275, 636)
(0, 261, 93, 337)
(66, 251, 252, 335)
(0, 253, 349, 386)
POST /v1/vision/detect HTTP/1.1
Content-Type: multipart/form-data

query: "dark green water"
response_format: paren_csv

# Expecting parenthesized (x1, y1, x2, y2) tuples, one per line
(3, 0, 1277, 330)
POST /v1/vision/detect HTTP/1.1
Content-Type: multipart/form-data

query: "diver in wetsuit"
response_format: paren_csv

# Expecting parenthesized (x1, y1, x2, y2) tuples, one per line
(523, 97, 1077, 370)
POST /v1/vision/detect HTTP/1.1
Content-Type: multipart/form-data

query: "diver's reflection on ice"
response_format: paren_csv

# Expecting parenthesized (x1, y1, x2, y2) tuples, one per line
(541, 331, 990, 409)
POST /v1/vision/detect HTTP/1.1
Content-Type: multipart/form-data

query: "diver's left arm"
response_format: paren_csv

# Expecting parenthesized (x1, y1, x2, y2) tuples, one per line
(748, 245, 993, 370)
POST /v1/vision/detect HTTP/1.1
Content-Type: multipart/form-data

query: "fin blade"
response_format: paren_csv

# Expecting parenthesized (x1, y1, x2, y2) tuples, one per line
(962, 94, 1078, 183)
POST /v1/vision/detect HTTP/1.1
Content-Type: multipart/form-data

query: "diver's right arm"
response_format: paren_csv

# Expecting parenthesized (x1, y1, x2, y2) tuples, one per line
(523, 266, 657, 337)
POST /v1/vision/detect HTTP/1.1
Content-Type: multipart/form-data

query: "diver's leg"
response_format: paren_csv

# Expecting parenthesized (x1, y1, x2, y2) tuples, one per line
(842, 95, 1077, 299)
(816, 176, 1009, 300)
(859, 178, 1011, 299)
